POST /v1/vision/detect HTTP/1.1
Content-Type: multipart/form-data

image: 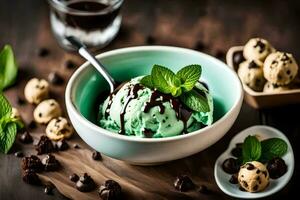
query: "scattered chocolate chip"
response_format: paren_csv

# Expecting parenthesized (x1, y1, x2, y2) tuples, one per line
(76, 173, 96, 192)
(215, 50, 225, 60)
(193, 41, 206, 51)
(44, 185, 54, 195)
(35, 136, 56, 155)
(233, 51, 245, 69)
(145, 35, 156, 45)
(22, 155, 43, 172)
(56, 139, 69, 151)
(246, 163, 255, 170)
(92, 151, 102, 161)
(22, 169, 41, 185)
(229, 174, 238, 184)
(231, 147, 242, 158)
(19, 131, 33, 144)
(48, 72, 64, 85)
(73, 144, 80, 149)
(38, 48, 50, 57)
(17, 96, 26, 105)
(28, 120, 37, 129)
(99, 179, 122, 200)
(222, 158, 239, 174)
(174, 175, 195, 192)
(198, 185, 209, 194)
(267, 157, 287, 179)
(14, 151, 24, 158)
(42, 154, 60, 171)
(65, 60, 76, 69)
(70, 173, 79, 182)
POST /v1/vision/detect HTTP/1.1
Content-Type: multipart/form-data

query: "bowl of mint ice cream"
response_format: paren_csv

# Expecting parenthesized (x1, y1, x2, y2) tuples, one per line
(65, 46, 243, 165)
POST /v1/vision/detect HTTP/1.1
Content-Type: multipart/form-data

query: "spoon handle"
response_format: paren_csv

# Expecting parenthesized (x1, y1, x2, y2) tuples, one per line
(66, 36, 115, 93)
(78, 48, 116, 92)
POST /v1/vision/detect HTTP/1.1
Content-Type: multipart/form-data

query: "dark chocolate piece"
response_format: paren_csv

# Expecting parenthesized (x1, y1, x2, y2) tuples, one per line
(22, 155, 43, 172)
(19, 131, 33, 144)
(229, 174, 238, 184)
(233, 51, 245, 69)
(248, 61, 259, 69)
(42, 154, 60, 171)
(267, 157, 287, 179)
(44, 185, 54, 195)
(22, 169, 41, 185)
(98, 179, 122, 200)
(56, 139, 69, 151)
(28, 120, 37, 129)
(48, 72, 64, 85)
(92, 151, 102, 161)
(70, 173, 79, 182)
(246, 163, 255, 170)
(14, 151, 24, 158)
(222, 158, 239, 174)
(174, 175, 195, 192)
(76, 173, 96, 192)
(73, 143, 80, 149)
(35, 136, 56, 155)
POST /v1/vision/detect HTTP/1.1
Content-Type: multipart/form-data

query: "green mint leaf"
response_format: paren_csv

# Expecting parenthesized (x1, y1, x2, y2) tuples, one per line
(180, 89, 210, 112)
(0, 45, 18, 91)
(140, 75, 154, 89)
(0, 122, 17, 154)
(260, 138, 288, 162)
(151, 64, 181, 95)
(0, 93, 12, 118)
(242, 135, 261, 163)
(176, 64, 202, 92)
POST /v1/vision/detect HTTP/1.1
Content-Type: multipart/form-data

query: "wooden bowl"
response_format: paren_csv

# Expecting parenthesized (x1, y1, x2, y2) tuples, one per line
(226, 46, 300, 109)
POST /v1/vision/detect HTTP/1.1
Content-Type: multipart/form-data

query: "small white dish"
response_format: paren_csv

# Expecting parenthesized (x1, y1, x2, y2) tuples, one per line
(214, 125, 294, 199)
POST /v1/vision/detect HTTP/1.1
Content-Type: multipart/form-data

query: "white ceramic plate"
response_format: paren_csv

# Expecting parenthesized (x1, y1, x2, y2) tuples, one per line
(214, 125, 294, 199)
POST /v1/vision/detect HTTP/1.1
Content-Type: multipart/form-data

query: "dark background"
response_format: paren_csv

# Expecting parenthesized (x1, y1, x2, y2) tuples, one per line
(0, 0, 299, 199)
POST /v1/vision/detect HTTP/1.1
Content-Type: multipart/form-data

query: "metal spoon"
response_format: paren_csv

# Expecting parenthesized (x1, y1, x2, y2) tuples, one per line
(66, 36, 116, 93)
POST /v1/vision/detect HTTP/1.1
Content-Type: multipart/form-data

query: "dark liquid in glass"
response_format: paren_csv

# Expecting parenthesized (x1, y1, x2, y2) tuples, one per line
(55, 0, 121, 31)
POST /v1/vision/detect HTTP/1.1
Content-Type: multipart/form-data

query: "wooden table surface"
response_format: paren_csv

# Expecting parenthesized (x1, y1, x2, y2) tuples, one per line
(0, 0, 299, 199)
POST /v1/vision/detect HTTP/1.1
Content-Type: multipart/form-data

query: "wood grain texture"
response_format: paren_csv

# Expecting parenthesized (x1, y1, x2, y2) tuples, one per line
(0, 0, 299, 199)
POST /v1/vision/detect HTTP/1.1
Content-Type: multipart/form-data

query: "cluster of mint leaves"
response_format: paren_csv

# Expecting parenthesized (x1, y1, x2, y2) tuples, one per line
(0, 45, 18, 91)
(0, 93, 23, 153)
(140, 64, 210, 112)
(241, 135, 288, 164)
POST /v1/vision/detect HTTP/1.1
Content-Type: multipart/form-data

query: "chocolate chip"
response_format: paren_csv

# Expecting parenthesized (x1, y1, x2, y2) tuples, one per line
(222, 158, 239, 174)
(56, 139, 69, 151)
(38, 48, 50, 57)
(42, 154, 60, 171)
(73, 144, 80, 149)
(232, 51, 245, 69)
(262, 171, 268, 178)
(256, 176, 260, 181)
(231, 147, 242, 158)
(35, 136, 56, 155)
(14, 151, 24, 158)
(267, 157, 287, 179)
(286, 70, 291, 75)
(19, 131, 33, 144)
(22, 155, 43, 172)
(28, 121, 37, 129)
(70, 173, 79, 182)
(174, 175, 195, 192)
(65, 60, 76, 69)
(22, 169, 41, 185)
(76, 173, 96, 192)
(193, 41, 206, 51)
(256, 169, 261, 174)
(246, 163, 255, 170)
(254, 40, 266, 53)
(277, 74, 282, 80)
(44, 185, 54, 195)
(239, 186, 246, 191)
(242, 181, 248, 188)
(253, 184, 258, 191)
(198, 185, 209, 194)
(145, 35, 156, 45)
(248, 61, 259, 69)
(17, 96, 26, 105)
(92, 151, 102, 161)
(99, 179, 122, 200)
(229, 174, 238, 184)
(48, 72, 64, 85)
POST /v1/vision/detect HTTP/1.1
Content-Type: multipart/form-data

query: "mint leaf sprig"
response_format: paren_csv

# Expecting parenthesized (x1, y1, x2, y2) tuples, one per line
(240, 135, 288, 164)
(0, 93, 21, 154)
(140, 64, 210, 112)
(0, 45, 18, 91)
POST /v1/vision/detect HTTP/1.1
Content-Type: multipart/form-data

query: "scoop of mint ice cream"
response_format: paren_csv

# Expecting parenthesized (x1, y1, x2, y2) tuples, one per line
(98, 76, 213, 138)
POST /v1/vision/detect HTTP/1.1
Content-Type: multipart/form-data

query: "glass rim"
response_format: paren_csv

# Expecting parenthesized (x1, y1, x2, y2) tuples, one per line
(48, 0, 124, 16)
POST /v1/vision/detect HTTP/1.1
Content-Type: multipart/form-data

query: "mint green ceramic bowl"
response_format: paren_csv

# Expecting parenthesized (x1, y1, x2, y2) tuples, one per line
(65, 46, 243, 165)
